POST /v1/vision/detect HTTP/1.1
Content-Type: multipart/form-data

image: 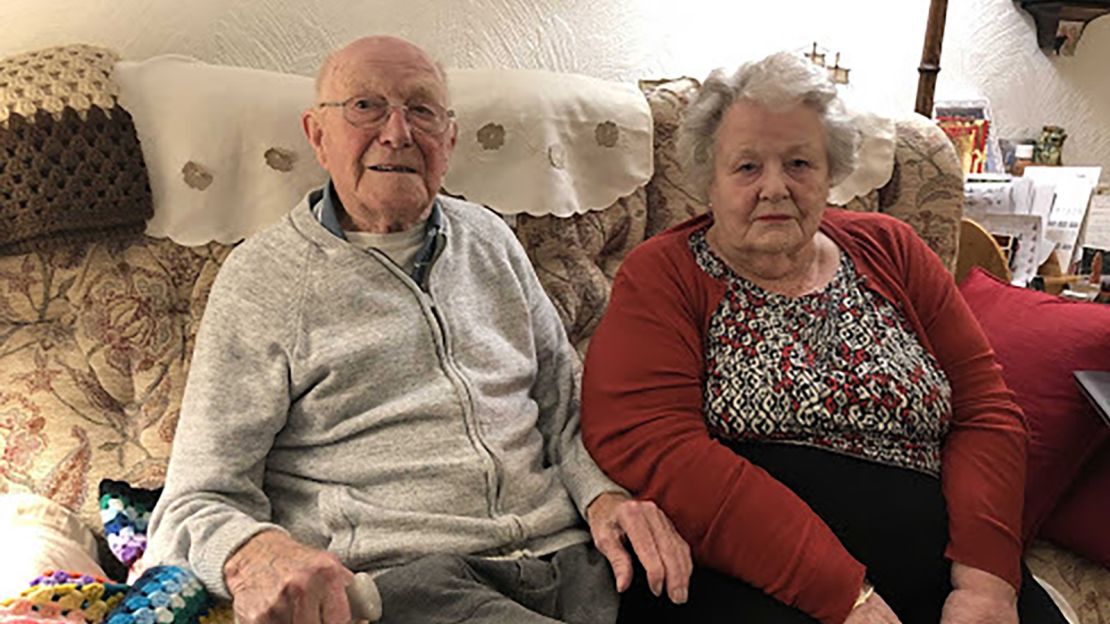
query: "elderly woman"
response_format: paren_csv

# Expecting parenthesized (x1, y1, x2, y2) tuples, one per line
(583, 53, 1066, 624)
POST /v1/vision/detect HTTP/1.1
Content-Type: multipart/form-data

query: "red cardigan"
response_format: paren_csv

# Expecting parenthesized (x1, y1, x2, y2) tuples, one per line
(581, 210, 1027, 624)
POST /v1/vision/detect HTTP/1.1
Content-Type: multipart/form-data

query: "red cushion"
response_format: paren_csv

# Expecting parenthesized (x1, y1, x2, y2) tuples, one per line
(958, 268, 1110, 543)
(1039, 447, 1110, 567)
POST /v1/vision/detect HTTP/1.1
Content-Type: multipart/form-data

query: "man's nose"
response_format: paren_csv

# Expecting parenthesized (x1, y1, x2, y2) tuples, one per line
(378, 106, 414, 147)
(758, 164, 790, 202)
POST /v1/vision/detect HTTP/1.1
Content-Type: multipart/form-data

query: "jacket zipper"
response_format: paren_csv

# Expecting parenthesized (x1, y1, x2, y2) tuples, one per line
(418, 291, 504, 517)
(364, 247, 503, 519)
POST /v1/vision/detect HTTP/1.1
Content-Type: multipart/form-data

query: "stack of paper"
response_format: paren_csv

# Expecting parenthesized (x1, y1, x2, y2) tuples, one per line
(963, 167, 1103, 285)
(1022, 167, 1102, 269)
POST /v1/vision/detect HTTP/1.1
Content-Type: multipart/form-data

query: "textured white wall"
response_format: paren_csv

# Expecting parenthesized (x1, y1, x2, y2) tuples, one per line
(2, 0, 1107, 180)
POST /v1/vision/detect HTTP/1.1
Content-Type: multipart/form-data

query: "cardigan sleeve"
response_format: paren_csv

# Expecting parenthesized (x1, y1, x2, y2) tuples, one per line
(891, 223, 1027, 591)
(581, 238, 866, 624)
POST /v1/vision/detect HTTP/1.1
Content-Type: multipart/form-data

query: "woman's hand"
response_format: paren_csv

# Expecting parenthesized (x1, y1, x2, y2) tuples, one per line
(843, 589, 901, 624)
(939, 563, 1018, 624)
(940, 589, 1018, 624)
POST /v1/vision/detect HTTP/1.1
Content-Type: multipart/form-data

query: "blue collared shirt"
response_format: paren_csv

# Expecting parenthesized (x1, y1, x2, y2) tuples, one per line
(311, 180, 444, 288)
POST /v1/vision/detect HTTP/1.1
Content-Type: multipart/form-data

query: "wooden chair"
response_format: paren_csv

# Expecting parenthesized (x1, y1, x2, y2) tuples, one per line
(955, 217, 1011, 284)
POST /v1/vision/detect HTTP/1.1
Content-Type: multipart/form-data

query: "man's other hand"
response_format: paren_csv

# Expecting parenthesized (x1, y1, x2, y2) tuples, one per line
(224, 530, 356, 624)
(586, 492, 692, 605)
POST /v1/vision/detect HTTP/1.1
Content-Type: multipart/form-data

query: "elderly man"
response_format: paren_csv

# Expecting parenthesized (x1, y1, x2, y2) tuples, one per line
(147, 36, 690, 624)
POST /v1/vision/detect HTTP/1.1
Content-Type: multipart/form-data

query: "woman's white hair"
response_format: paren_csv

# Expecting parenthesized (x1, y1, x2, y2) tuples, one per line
(677, 51, 860, 199)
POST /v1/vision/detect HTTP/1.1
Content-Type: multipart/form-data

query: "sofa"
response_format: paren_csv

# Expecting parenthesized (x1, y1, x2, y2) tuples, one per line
(1, 44, 1107, 622)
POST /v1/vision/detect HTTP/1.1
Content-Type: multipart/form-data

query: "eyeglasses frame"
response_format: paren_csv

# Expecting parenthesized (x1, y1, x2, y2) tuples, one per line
(316, 95, 455, 135)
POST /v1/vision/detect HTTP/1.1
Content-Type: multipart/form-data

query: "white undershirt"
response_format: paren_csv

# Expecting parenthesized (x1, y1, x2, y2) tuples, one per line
(344, 222, 427, 275)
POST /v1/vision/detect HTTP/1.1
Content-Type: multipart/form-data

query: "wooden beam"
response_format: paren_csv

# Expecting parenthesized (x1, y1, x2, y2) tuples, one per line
(915, 0, 950, 117)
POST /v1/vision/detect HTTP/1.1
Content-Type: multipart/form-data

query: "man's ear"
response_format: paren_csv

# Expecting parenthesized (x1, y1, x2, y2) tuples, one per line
(302, 109, 328, 169)
(444, 119, 459, 154)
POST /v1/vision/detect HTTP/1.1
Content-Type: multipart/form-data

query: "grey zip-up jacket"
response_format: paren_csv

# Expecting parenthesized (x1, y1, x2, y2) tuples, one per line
(147, 190, 620, 598)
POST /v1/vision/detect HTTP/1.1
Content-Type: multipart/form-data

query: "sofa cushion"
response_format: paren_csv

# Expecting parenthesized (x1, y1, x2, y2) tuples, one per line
(485, 75, 657, 358)
(514, 191, 647, 356)
(0, 45, 152, 255)
(443, 68, 653, 219)
(0, 239, 232, 531)
(638, 77, 708, 238)
(875, 115, 963, 273)
(1026, 540, 1110, 624)
(0, 493, 106, 600)
(115, 55, 653, 249)
(113, 55, 326, 246)
(957, 267, 1110, 542)
(1040, 446, 1110, 569)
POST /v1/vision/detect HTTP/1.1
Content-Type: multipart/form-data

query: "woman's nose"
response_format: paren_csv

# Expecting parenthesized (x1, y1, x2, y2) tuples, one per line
(758, 165, 790, 202)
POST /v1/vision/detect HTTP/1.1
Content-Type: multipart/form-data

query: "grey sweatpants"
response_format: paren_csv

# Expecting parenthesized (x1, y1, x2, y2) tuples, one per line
(373, 543, 620, 624)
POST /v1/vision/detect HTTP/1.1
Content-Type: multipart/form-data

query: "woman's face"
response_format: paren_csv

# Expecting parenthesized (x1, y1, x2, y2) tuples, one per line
(706, 100, 831, 259)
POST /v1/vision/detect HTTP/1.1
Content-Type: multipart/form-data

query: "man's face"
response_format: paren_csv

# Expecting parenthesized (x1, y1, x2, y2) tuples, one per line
(304, 39, 457, 231)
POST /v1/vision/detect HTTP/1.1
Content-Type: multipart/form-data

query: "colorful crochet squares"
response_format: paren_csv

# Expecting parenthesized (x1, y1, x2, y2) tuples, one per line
(97, 481, 161, 570)
(0, 569, 127, 623)
(1, 566, 233, 624)
(103, 566, 224, 624)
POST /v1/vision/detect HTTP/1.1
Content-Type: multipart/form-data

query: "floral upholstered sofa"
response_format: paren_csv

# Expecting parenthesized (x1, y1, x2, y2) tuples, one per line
(0, 44, 1107, 623)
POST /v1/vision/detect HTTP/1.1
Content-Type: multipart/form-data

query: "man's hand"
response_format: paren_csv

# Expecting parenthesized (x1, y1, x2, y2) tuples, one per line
(224, 530, 356, 624)
(939, 563, 1018, 624)
(585, 492, 692, 605)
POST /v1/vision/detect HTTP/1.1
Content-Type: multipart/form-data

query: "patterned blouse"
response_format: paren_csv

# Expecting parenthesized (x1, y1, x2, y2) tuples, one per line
(690, 227, 952, 476)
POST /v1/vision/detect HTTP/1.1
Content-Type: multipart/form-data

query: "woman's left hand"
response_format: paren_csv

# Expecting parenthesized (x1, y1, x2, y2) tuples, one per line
(939, 563, 1018, 624)
(939, 589, 1017, 624)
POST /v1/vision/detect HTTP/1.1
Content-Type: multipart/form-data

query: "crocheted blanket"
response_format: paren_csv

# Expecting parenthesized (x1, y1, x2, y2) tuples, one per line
(0, 481, 232, 624)
(0, 45, 153, 256)
(0, 567, 228, 624)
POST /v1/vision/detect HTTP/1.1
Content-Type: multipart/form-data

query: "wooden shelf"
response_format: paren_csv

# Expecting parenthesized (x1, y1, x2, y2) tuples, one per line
(1019, 1, 1110, 50)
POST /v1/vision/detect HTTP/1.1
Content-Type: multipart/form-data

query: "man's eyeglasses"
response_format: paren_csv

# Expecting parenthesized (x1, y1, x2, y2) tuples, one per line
(317, 95, 454, 135)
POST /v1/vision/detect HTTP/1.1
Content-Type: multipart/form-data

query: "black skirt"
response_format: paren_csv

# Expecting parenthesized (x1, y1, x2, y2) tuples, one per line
(617, 441, 1067, 624)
